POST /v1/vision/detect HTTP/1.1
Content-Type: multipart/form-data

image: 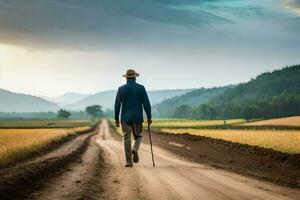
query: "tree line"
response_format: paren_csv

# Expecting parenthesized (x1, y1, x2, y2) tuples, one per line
(0, 105, 113, 119)
(57, 105, 106, 119)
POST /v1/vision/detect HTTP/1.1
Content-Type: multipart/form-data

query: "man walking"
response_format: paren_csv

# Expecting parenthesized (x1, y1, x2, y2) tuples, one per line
(114, 69, 152, 167)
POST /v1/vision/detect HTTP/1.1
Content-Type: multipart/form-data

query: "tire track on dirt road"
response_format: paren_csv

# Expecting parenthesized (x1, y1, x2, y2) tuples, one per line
(97, 120, 300, 200)
(0, 126, 97, 200)
(32, 130, 105, 200)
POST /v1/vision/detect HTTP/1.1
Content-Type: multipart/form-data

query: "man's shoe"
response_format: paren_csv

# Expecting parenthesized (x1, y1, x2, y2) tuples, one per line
(125, 163, 133, 167)
(132, 150, 139, 163)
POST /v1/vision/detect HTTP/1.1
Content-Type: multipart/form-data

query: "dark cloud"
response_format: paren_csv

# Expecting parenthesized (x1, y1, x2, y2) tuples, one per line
(0, 0, 242, 48)
(0, 0, 229, 31)
(0, 0, 299, 52)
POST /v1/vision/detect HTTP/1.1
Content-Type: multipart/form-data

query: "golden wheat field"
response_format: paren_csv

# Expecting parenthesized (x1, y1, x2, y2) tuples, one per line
(151, 119, 245, 128)
(239, 116, 300, 127)
(161, 128, 300, 154)
(0, 127, 89, 167)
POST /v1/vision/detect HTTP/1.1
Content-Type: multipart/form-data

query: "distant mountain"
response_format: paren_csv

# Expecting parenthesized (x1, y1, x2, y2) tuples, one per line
(148, 89, 194, 105)
(67, 89, 192, 111)
(0, 89, 59, 112)
(66, 90, 116, 111)
(42, 92, 90, 107)
(153, 86, 231, 117)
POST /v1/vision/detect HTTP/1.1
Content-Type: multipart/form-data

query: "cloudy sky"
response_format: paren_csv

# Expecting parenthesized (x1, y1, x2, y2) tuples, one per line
(0, 0, 299, 97)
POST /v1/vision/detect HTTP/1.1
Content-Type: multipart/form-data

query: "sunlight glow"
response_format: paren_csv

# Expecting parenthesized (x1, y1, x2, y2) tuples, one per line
(0, 44, 26, 67)
(284, 0, 300, 15)
(0, 45, 10, 64)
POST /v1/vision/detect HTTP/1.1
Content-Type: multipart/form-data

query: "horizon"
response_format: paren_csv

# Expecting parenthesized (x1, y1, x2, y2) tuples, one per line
(0, 64, 290, 98)
(0, 64, 297, 98)
(0, 0, 300, 97)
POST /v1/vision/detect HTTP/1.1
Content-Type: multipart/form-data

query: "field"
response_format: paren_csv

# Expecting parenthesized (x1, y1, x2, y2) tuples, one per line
(113, 119, 245, 136)
(161, 128, 300, 154)
(0, 119, 92, 128)
(0, 127, 89, 168)
(238, 116, 300, 127)
(150, 119, 245, 128)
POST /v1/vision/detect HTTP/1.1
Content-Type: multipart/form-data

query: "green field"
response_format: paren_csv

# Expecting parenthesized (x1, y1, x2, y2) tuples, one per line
(0, 119, 92, 129)
(150, 118, 246, 129)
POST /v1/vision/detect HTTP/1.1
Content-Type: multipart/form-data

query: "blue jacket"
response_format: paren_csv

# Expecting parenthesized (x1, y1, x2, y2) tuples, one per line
(114, 79, 151, 124)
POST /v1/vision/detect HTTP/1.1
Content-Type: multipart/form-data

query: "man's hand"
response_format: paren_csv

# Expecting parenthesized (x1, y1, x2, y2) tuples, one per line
(147, 119, 152, 126)
(115, 120, 120, 127)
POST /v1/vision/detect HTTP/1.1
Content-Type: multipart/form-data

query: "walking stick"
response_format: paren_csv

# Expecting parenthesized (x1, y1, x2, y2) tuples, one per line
(147, 124, 155, 167)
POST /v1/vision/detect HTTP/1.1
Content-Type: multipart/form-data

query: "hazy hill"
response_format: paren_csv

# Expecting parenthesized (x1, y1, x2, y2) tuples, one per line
(42, 92, 90, 107)
(0, 89, 59, 112)
(66, 91, 116, 111)
(153, 86, 231, 117)
(204, 65, 300, 119)
(67, 89, 192, 111)
(211, 65, 300, 105)
(153, 65, 300, 119)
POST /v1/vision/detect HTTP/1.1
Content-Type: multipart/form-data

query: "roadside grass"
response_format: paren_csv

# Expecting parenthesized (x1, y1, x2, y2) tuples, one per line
(0, 127, 89, 168)
(151, 119, 246, 129)
(0, 119, 92, 129)
(237, 116, 300, 127)
(161, 128, 300, 154)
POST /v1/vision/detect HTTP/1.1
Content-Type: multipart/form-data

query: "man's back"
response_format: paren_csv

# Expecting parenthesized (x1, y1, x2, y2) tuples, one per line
(114, 79, 151, 124)
(114, 69, 152, 167)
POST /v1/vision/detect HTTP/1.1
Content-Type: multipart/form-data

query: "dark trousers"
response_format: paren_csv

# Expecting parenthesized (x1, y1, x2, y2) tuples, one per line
(121, 123, 143, 164)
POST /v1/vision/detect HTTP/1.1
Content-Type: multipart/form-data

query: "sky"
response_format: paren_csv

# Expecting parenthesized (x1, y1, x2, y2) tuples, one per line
(0, 0, 300, 97)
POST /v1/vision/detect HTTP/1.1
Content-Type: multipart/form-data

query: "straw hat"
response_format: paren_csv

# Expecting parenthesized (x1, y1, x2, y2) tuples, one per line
(123, 69, 140, 78)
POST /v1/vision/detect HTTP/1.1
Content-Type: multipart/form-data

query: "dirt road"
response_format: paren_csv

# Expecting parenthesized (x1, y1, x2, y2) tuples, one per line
(95, 120, 299, 200)
(1, 120, 299, 200)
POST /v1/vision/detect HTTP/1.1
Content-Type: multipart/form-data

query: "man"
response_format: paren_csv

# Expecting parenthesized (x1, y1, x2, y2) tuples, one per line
(114, 69, 152, 167)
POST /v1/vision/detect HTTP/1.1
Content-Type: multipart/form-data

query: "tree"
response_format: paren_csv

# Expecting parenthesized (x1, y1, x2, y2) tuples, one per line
(193, 104, 217, 120)
(173, 105, 193, 119)
(85, 105, 103, 119)
(57, 109, 71, 119)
